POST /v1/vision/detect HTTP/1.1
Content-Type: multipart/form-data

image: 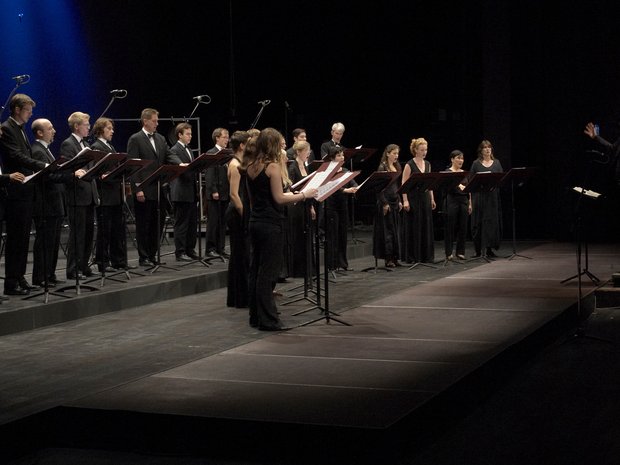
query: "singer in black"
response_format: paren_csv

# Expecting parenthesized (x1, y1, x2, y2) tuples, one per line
(31, 118, 72, 287)
(286, 128, 316, 164)
(226, 130, 251, 308)
(0, 94, 47, 295)
(243, 128, 317, 331)
(204, 127, 230, 259)
(169, 122, 199, 262)
(320, 122, 346, 158)
(324, 145, 358, 271)
(91, 117, 131, 272)
(470, 140, 503, 258)
(127, 108, 183, 267)
(60, 111, 100, 279)
(373, 144, 402, 268)
(443, 150, 471, 260)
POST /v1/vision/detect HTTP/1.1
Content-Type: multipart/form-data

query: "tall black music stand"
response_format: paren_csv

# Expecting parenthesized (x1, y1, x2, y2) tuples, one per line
(23, 159, 74, 303)
(343, 147, 377, 244)
(193, 149, 232, 266)
(299, 164, 356, 327)
(101, 157, 152, 274)
(357, 171, 400, 273)
(56, 148, 106, 295)
(462, 171, 505, 263)
(561, 187, 601, 286)
(434, 170, 471, 267)
(135, 164, 186, 274)
(498, 167, 540, 261)
(398, 172, 441, 270)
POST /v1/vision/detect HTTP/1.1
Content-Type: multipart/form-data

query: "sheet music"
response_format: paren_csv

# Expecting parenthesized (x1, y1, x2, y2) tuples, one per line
(301, 161, 341, 192)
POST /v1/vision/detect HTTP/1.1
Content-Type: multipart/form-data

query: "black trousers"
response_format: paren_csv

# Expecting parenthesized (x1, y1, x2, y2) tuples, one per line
(4, 198, 34, 290)
(32, 215, 64, 284)
(444, 196, 468, 257)
(248, 220, 283, 329)
(173, 201, 197, 256)
(134, 198, 165, 261)
(65, 204, 95, 277)
(95, 204, 128, 269)
(205, 199, 228, 254)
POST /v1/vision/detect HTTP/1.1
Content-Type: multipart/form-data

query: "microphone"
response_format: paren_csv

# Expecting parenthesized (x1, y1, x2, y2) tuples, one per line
(193, 94, 212, 104)
(12, 74, 30, 82)
(257, 99, 271, 106)
(110, 89, 128, 98)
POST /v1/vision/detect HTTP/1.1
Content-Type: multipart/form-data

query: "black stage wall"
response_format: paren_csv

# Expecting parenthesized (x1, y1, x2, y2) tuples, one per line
(2, 0, 619, 241)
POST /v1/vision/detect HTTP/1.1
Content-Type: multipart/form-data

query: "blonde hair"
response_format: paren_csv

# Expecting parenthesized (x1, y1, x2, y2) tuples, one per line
(67, 112, 90, 131)
(409, 137, 428, 156)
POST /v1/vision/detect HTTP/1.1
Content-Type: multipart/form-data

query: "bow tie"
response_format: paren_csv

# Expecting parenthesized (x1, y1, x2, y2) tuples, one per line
(147, 133, 154, 139)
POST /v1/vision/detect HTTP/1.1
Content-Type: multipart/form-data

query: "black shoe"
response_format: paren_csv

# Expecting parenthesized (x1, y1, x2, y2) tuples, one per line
(19, 280, 40, 291)
(219, 252, 230, 259)
(49, 278, 66, 285)
(176, 254, 193, 262)
(33, 281, 55, 288)
(5, 287, 29, 296)
(258, 325, 290, 332)
(277, 277, 289, 283)
(115, 264, 137, 270)
(83, 268, 99, 278)
(139, 259, 154, 267)
(486, 248, 497, 258)
(187, 251, 200, 260)
(99, 266, 118, 273)
(67, 272, 83, 280)
(205, 251, 220, 259)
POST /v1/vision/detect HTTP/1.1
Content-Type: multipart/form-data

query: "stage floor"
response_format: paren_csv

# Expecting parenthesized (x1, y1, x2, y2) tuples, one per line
(1, 238, 619, 465)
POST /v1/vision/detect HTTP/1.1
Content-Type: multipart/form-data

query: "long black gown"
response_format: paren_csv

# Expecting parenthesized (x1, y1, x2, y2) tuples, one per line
(325, 169, 357, 270)
(225, 158, 250, 308)
(287, 162, 313, 278)
(372, 162, 401, 263)
(470, 158, 503, 255)
(400, 159, 434, 263)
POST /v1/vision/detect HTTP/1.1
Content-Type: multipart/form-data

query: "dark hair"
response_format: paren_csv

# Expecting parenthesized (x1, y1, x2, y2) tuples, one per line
(326, 145, 344, 160)
(291, 128, 306, 138)
(450, 149, 464, 160)
(230, 130, 250, 152)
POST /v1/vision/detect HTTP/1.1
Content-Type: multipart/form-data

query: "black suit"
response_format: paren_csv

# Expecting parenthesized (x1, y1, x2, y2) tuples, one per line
(169, 142, 197, 257)
(91, 139, 128, 270)
(204, 146, 229, 254)
(320, 140, 345, 159)
(59, 135, 99, 278)
(0, 118, 47, 292)
(31, 141, 70, 284)
(126, 130, 182, 262)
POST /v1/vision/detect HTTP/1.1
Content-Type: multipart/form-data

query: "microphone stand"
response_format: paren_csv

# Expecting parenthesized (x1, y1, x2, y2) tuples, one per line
(249, 100, 270, 129)
(0, 75, 30, 122)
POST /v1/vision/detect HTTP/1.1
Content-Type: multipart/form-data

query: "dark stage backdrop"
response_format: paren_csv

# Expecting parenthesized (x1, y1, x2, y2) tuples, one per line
(2, 0, 620, 241)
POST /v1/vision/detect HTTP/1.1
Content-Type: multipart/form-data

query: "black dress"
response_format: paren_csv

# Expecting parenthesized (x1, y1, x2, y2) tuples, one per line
(287, 162, 313, 278)
(225, 158, 250, 308)
(470, 158, 503, 255)
(372, 162, 401, 263)
(247, 166, 286, 330)
(400, 159, 435, 263)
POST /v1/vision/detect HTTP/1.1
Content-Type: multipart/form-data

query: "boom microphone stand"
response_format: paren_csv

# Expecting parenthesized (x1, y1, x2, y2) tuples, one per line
(249, 100, 270, 129)
(0, 74, 30, 122)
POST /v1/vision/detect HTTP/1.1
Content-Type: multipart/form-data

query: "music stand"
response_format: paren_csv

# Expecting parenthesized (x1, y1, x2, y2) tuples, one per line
(298, 164, 356, 326)
(462, 171, 505, 263)
(398, 172, 441, 270)
(498, 167, 540, 261)
(193, 149, 233, 265)
(356, 171, 400, 273)
(434, 171, 471, 267)
(102, 157, 152, 265)
(561, 186, 601, 286)
(81, 153, 142, 285)
(22, 160, 74, 303)
(343, 147, 377, 244)
(135, 164, 186, 273)
(55, 149, 106, 295)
